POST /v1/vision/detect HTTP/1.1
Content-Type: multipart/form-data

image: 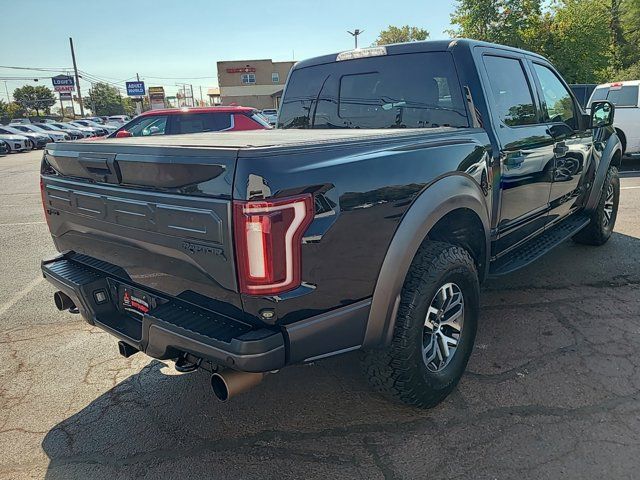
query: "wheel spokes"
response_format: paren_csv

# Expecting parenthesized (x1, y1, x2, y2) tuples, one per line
(422, 282, 465, 372)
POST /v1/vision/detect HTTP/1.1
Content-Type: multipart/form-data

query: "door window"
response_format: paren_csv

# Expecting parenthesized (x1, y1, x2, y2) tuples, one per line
(125, 116, 168, 136)
(532, 63, 577, 129)
(483, 55, 537, 127)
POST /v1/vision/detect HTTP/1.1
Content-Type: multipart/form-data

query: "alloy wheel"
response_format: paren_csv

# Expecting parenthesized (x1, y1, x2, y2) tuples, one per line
(423, 282, 464, 372)
(603, 183, 615, 227)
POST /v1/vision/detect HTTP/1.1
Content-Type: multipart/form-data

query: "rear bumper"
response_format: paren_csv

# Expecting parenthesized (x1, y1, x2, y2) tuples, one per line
(41, 252, 285, 372)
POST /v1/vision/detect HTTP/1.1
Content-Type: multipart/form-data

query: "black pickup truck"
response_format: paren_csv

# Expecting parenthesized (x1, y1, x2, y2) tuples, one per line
(40, 39, 622, 407)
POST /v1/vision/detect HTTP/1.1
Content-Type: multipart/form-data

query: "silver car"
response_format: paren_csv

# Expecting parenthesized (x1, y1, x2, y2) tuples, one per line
(73, 120, 116, 135)
(10, 124, 69, 142)
(0, 125, 50, 149)
(0, 134, 31, 152)
(68, 121, 107, 137)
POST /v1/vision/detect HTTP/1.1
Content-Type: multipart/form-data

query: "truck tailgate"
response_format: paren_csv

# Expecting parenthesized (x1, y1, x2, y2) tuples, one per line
(41, 142, 242, 315)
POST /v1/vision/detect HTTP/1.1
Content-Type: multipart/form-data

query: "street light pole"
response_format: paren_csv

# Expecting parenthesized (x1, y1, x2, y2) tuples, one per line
(347, 29, 364, 49)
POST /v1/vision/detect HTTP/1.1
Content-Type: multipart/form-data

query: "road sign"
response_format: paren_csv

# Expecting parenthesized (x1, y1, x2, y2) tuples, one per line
(59, 92, 72, 100)
(52, 75, 75, 92)
(126, 81, 145, 96)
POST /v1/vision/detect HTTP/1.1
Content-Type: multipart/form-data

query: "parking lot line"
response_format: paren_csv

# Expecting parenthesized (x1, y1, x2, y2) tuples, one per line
(621, 186, 640, 190)
(0, 276, 44, 318)
(0, 221, 46, 226)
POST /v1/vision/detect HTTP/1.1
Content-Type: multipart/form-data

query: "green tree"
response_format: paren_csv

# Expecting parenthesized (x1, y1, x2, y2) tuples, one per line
(84, 82, 126, 116)
(448, 0, 543, 49)
(374, 25, 429, 45)
(13, 85, 56, 116)
(6, 102, 26, 120)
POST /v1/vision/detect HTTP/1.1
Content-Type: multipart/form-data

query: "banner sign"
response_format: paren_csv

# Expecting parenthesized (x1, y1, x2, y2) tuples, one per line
(59, 92, 72, 100)
(126, 81, 146, 96)
(148, 86, 165, 110)
(226, 66, 256, 73)
(52, 75, 75, 92)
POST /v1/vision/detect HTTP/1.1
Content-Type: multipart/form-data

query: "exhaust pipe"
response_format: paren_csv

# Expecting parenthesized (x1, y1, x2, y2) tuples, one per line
(211, 370, 265, 402)
(118, 341, 139, 358)
(54, 291, 75, 311)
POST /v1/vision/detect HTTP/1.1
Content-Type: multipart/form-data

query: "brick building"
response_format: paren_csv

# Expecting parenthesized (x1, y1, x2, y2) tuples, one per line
(216, 59, 294, 110)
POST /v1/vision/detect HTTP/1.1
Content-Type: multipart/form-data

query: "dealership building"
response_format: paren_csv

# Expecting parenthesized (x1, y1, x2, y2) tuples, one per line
(216, 59, 295, 110)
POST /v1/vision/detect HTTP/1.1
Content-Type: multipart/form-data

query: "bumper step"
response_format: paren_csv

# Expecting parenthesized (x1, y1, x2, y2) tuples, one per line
(42, 253, 285, 372)
(489, 213, 590, 276)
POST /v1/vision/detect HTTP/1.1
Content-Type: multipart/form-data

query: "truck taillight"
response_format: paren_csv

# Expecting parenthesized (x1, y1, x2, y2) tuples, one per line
(40, 178, 50, 226)
(233, 194, 314, 295)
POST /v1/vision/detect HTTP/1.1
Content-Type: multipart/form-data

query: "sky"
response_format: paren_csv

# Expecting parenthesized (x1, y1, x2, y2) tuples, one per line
(1, 0, 457, 102)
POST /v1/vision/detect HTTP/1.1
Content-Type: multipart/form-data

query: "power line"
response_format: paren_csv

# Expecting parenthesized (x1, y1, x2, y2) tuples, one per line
(0, 65, 72, 72)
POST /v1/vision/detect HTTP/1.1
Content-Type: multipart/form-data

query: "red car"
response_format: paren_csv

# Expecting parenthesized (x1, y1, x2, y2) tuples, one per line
(111, 106, 271, 138)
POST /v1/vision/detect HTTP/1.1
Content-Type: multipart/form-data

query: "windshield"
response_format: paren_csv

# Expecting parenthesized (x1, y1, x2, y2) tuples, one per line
(278, 51, 468, 129)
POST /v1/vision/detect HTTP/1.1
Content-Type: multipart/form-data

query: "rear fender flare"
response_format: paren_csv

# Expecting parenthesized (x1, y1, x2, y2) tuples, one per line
(363, 174, 490, 348)
(586, 132, 622, 211)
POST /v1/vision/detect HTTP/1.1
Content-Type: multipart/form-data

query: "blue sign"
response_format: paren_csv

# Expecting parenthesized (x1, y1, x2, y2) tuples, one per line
(126, 81, 146, 96)
(51, 75, 75, 92)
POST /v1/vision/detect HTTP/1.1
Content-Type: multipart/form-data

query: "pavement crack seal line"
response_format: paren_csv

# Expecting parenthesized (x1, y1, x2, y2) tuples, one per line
(0, 276, 44, 318)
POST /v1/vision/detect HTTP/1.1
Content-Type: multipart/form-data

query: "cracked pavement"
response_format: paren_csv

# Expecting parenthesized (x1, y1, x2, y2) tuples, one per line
(1, 150, 640, 479)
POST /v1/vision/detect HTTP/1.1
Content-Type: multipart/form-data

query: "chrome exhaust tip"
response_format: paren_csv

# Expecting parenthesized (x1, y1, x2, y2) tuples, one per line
(211, 370, 265, 402)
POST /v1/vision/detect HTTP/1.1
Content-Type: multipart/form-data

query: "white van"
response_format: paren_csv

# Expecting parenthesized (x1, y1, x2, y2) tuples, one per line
(588, 80, 640, 157)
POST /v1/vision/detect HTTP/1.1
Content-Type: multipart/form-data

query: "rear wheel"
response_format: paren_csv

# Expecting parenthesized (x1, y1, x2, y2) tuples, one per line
(362, 241, 479, 408)
(573, 166, 619, 246)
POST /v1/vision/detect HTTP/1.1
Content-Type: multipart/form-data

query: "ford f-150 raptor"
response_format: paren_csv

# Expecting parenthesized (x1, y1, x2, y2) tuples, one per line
(40, 39, 622, 407)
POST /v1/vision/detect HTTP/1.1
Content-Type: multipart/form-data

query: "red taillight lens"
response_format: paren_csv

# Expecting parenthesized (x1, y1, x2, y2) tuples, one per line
(233, 194, 314, 295)
(40, 178, 50, 226)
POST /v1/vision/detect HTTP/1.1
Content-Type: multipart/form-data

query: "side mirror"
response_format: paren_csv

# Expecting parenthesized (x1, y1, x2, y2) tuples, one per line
(115, 130, 132, 138)
(590, 101, 615, 128)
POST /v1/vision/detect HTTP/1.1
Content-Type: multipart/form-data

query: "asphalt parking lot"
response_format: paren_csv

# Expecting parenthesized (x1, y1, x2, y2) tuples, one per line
(1, 149, 640, 479)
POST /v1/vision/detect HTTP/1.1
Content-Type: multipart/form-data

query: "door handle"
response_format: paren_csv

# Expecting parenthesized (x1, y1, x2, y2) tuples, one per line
(553, 142, 569, 158)
(505, 150, 532, 168)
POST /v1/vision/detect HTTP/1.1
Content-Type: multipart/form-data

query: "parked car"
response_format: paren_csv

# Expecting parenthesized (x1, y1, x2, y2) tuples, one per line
(570, 84, 597, 109)
(0, 133, 30, 152)
(72, 120, 116, 135)
(110, 106, 271, 138)
(31, 123, 82, 141)
(0, 125, 49, 148)
(0, 139, 9, 155)
(43, 123, 86, 140)
(260, 109, 278, 126)
(107, 115, 131, 125)
(40, 40, 621, 408)
(83, 116, 107, 125)
(588, 80, 640, 157)
(10, 124, 69, 142)
(9, 118, 30, 124)
(67, 121, 107, 137)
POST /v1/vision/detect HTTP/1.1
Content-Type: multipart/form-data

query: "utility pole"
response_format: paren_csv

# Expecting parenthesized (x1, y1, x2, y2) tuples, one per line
(3, 81, 10, 102)
(199, 85, 203, 106)
(69, 37, 84, 117)
(347, 29, 364, 49)
(189, 84, 194, 107)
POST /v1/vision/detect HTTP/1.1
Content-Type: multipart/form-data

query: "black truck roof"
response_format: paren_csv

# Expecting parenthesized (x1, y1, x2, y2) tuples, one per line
(293, 38, 548, 70)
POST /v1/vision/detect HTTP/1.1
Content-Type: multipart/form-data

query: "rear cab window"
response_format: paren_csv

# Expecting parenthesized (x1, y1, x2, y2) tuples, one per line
(590, 85, 639, 108)
(278, 51, 469, 129)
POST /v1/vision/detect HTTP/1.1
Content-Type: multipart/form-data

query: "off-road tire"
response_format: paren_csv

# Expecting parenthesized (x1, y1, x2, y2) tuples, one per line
(573, 166, 619, 246)
(362, 241, 479, 408)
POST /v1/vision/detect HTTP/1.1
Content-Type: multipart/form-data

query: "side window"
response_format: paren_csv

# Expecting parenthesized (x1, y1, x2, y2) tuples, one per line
(271, 72, 279, 83)
(126, 116, 168, 136)
(171, 113, 231, 134)
(532, 63, 577, 129)
(483, 55, 537, 127)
